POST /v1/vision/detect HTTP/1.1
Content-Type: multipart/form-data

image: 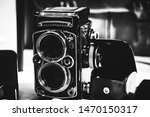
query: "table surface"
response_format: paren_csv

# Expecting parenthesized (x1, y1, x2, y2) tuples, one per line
(18, 50, 150, 100)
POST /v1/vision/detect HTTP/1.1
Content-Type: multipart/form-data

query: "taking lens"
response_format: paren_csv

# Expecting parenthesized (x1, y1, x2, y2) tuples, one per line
(38, 63, 70, 93)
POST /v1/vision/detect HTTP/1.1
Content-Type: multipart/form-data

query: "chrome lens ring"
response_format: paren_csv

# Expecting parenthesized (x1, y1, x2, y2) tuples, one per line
(36, 31, 66, 62)
(38, 63, 71, 93)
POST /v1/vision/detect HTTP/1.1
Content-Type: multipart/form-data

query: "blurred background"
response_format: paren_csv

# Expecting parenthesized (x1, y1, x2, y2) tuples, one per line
(0, 0, 150, 70)
(17, 0, 150, 56)
(15, 0, 150, 72)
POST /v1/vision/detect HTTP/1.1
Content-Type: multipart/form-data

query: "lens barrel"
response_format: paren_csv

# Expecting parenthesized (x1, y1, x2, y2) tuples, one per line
(36, 31, 66, 62)
(38, 63, 71, 93)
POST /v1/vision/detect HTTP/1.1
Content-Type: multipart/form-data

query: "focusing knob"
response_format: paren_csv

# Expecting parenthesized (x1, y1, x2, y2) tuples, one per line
(89, 44, 102, 68)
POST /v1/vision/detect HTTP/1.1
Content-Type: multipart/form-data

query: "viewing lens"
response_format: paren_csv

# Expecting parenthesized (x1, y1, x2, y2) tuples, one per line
(37, 32, 66, 62)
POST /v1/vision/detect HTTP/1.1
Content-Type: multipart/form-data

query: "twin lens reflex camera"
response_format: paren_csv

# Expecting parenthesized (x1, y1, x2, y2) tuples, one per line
(32, 7, 137, 100)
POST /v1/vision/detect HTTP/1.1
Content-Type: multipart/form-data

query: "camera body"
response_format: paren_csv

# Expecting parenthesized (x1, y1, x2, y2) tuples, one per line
(32, 7, 137, 99)
(33, 7, 91, 99)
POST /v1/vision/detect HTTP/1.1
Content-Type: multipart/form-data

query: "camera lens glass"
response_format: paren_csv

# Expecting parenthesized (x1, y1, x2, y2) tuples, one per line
(37, 32, 66, 62)
(38, 63, 70, 93)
